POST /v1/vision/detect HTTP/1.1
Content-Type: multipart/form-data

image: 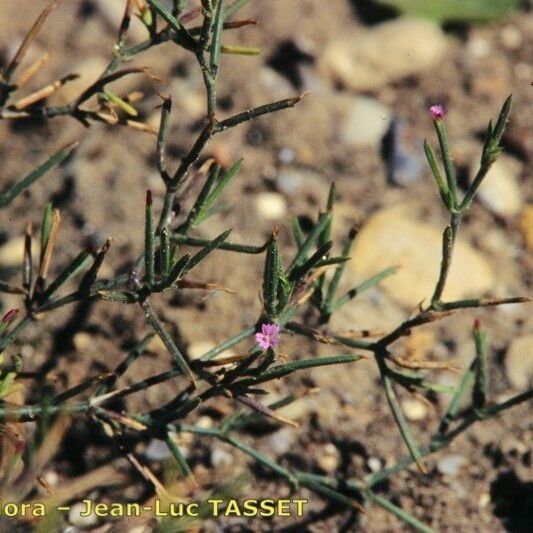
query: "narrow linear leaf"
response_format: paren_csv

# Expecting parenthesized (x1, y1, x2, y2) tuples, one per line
(195, 159, 243, 225)
(41, 248, 92, 300)
(379, 358, 426, 473)
(165, 430, 198, 486)
(0, 143, 77, 209)
(289, 213, 331, 272)
(3, 1, 58, 81)
(210, 0, 225, 76)
(223, 0, 251, 20)
(220, 44, 261, 55)
(40, 202, 53, 262)
(263, 235, 282, 318)
(160, 253, 190, 290)
(184, 229, 231, 273)
(185, 161, 221, 230)
(331, 265, 398, 312)
(239, 354, 362, 385)
(145, 190, 154, 286)
(472, 322, 489, 408)
(288, 241, 333, 283)
(424, 140, 451, 208)
(214, 94, 306, 132)
(142, 301, 195, 386)
(366, 491, 434, 533)
(79, 238, 112, 294)
(324, 225, 357, 310)
(146, 0, 197, 50)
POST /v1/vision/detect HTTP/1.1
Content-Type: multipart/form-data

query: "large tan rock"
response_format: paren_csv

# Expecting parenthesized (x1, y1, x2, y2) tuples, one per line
(318, 18, 450, 92)
(474, 156, 524, 217)
(350, 206, 494, 307)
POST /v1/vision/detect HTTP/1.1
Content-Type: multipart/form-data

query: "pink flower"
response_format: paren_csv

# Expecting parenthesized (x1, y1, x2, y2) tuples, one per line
(429, 104, 447, 120)
(255, 323, 280, 350)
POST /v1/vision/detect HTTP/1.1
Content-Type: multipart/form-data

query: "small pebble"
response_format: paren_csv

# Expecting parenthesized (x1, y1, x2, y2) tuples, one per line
(196, 416, 214, 429)
(500, 26, 522, 50)
(211, 447, 233, 467)
(437, 454, 467, 477)
(73, 332, 93, 352)
(278, 147, 295, 164)
(318, 443, 340, 473)
(254, 192, 287, 220)
(385, 119, 425, 186)
(340, 96, 391, 148)
(479, 493, 491, 508)
(145, 439, 172, 461)
(466, 36, 491, 59)
(0, 237, 27, 268)
(268, 427, 297, 456)
(69, 501, 98, 527)
(276, 170, 305, 195)
(367, 457, 382, 472)
(20, 344, 34, 358)
(401, 399, 428, 421)
(505, 334, 533, 389)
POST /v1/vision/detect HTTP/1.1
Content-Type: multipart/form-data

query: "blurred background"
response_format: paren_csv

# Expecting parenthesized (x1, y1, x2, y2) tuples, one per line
(0, 1, 532, 530)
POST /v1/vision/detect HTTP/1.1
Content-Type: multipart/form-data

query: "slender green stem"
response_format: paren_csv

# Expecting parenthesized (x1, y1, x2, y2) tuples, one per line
(377, 355, 426, 473)
(430, 212, 460, 306)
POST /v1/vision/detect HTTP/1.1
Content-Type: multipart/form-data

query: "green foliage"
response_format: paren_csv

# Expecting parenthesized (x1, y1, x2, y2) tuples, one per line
(376, 0, 521, 23)
(0, 2, 529, 531)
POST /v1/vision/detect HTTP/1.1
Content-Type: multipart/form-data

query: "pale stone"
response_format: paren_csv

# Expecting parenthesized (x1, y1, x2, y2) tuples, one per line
(437, 454, 467, 477)
(196, 416, 214, 429)
(350, 206, 494, 307)
(401, 398, 428, 421)
(340, 96, 392, 148)
(211, 447, 233, 467)
(479, 493, 491, 508)
(500, 26, 523, 50)
(0, 236, 34, 267)
(474, 156, 523, 217)
(145, 439, 172, 461)
(505, 334, 533, 389)
(318, 18, 450, 92)
(254, 192, 288, 220)
(367, 457, 382, 472)
(69, 501, 98, 527)
(318, 444, 340, 473)
(73, 332, 93, 352)
(267, 427, 297, 456)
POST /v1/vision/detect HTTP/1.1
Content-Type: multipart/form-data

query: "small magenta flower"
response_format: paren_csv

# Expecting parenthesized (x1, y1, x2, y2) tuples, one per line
(429, 104, 447, 120)
(255, 323, 280, 350)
